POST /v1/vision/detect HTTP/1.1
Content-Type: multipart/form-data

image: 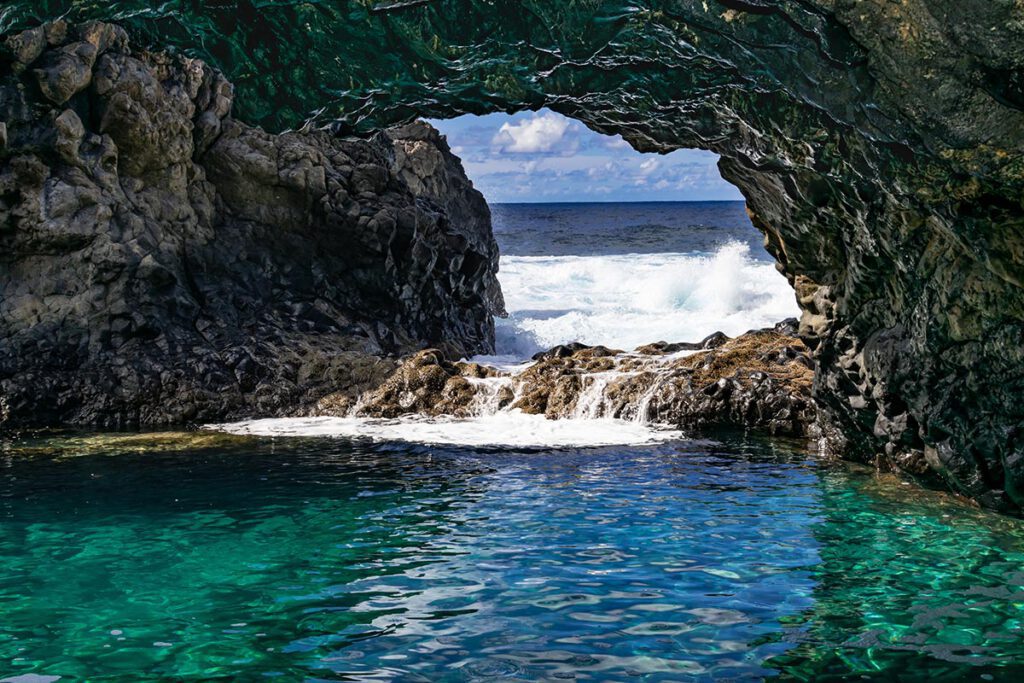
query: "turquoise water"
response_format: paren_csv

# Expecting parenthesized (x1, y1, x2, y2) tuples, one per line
(2, 432, 1024, 681)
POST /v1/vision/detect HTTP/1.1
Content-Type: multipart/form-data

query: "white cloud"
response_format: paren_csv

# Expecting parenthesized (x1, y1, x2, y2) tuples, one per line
(639, 158, 661, 175)
(492, 112, 578, 154)
(430, 109, 743, 202)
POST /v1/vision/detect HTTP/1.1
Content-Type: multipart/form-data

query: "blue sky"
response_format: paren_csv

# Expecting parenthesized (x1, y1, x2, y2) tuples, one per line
(427, 109, 743, 204)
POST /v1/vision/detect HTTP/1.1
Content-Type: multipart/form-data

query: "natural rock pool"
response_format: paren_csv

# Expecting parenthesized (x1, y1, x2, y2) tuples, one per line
(4, 432, 1024, 680)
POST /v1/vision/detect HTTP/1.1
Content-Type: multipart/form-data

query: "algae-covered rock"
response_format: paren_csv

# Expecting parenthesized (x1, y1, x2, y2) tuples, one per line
(325, 324, 816, 437)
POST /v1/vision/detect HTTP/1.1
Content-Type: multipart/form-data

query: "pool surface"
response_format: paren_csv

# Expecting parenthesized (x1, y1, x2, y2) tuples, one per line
(1, 431, 1023, 680)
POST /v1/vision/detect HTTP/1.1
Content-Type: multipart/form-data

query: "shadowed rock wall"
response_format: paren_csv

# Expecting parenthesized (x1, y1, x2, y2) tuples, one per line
(0, 24, 502, 427)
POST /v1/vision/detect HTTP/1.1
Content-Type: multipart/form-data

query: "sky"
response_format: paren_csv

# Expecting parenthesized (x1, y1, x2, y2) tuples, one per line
(426, 109, 743, 204)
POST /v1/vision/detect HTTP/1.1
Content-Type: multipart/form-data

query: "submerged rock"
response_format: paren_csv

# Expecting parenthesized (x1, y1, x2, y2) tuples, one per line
(1, 430, 254, 458)
(0, 23, 501, 428)
(321, 322, 816, 438)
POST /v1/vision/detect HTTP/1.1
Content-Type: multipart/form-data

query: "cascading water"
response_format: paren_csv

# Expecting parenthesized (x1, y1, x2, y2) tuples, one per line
(463, 376, 513, 416)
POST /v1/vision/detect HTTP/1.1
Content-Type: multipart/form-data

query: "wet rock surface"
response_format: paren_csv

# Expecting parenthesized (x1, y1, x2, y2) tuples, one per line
(321, 321, 816, 438)
(0, 23, 501, 428)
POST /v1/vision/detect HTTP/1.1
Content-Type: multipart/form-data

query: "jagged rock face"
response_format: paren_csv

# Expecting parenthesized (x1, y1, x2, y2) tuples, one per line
(389, 122, 506, 320)
(0, 24, 501, 427)
(322, 322, 816, 438)
(2, 4, 1024, 509)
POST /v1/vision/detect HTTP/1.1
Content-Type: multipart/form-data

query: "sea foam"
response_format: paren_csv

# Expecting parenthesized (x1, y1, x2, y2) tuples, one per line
(209, 414, 679, 448)
(488, 241, 797, 359)
(209, 242, 794, 447)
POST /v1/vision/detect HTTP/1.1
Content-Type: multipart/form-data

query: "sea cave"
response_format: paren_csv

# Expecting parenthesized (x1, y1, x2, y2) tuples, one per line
(2, 2, 1024, 679)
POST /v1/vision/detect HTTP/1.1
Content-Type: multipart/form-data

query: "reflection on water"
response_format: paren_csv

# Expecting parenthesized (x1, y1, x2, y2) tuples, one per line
(768, 470, 1024, 680)
(1, 432, 1024, 680)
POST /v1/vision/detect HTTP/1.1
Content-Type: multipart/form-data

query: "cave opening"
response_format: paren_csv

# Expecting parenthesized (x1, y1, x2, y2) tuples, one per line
(425, 109, 799, 365)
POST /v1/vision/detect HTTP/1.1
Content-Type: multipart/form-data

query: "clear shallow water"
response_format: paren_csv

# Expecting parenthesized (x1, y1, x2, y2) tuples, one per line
(4, 432, 1024, 681)
(485, 202, 799, 359)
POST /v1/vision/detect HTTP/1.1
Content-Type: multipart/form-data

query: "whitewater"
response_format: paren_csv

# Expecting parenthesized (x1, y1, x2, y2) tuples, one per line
(212, 236, 799, 447)
(482, 241, 797, 363)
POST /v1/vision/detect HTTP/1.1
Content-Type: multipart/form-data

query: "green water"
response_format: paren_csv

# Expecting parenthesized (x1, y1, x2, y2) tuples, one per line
(1, 431, 1023, 680)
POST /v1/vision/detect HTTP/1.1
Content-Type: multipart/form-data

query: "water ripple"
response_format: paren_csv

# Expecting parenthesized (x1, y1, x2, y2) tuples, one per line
(1, 433, 1024, 679)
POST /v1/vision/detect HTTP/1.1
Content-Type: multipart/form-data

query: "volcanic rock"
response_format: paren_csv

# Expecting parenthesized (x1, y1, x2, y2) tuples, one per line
(324, 323, 816, 438)
(0, 23, 502, 428)
(5, 3, 1024, 510)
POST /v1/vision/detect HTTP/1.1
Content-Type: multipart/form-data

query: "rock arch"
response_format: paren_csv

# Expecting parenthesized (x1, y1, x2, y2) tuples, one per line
(3, 1, 1024, 509)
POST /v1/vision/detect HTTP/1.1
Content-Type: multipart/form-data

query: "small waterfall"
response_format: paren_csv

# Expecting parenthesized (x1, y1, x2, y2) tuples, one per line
(631, 373, 663, 424)
(466, 376, 513, 416)
(211, 327, 813, 447)
(571, 371, 621, 419)
(345, 390, 370, 418)
(457, 356, 688, 425)
(336, 348, 695, 427)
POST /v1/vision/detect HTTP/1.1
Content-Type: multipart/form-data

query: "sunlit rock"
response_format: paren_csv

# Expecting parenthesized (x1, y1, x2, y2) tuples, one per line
(322, 322, 816, 438)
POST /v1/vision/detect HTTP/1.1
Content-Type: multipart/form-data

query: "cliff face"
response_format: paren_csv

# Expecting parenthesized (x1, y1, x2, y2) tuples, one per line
(71, 0, 1015, 512)
(0, 24, 502, 427)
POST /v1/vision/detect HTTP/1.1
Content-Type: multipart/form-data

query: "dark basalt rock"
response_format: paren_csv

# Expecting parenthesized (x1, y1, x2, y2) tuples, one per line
(634, 330, 731, 355)
(531, 343, 622, 362)
(0, 23, 501, 428)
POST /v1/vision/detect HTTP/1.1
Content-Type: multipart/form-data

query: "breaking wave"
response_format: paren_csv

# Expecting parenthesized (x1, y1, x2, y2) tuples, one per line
(486, 241, 798, 361)
(210, 243, 795, 447)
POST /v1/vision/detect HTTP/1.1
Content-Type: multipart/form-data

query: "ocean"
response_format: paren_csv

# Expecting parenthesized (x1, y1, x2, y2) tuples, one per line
(485, 201, 798, 361)
(220, 201, 799, 447)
